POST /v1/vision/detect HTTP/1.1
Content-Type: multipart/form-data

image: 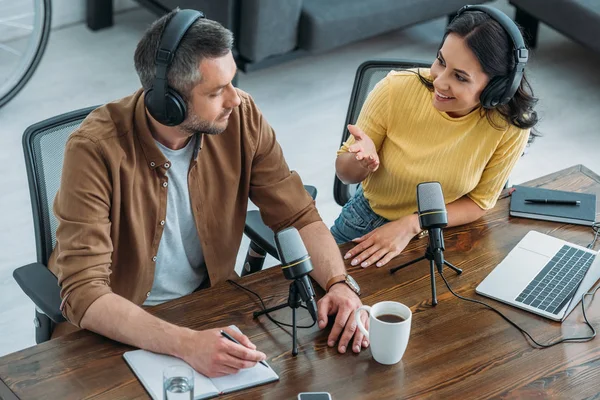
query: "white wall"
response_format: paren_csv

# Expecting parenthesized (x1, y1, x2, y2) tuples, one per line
(52, 0, 139, 29)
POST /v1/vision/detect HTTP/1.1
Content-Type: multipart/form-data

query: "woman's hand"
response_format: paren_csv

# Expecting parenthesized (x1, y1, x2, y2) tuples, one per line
(343, 214, 421, 268)
(347, 124, 380, 172)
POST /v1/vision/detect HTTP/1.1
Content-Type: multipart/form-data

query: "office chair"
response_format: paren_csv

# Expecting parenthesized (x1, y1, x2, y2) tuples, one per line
(242, 185, 317, 276)
(12, 106, 311, 343)
(13, 107, 94, 344)
(333, 59, 432, 207)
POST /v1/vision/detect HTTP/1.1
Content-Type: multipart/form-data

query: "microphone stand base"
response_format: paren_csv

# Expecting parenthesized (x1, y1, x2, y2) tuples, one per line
(389, 246, 462, 305)
(253, 280, 304, 356)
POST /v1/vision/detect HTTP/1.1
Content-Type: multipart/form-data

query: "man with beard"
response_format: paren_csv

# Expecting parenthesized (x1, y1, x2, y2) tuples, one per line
(48, 9, 365, 378)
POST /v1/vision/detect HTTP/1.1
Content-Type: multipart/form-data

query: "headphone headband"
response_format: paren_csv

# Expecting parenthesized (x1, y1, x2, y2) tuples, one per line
(455, 5, 528, 107)
(147, 9, 205, 125)
(155, 9, 204, 68)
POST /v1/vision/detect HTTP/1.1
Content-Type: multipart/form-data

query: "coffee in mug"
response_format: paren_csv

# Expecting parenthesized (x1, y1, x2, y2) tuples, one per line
(375, 313, 405, 323)
(355, 301, 412, 365)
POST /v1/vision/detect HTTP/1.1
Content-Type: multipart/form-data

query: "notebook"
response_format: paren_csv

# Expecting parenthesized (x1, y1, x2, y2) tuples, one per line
(123, 327, 279, 400)
(509, 185, 596, 226)
(476, 230, 600, 321)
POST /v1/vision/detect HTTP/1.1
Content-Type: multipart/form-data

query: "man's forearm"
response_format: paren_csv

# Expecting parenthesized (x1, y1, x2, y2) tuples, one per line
(299, 221, 346, 289)
(80, 293, 191, 359)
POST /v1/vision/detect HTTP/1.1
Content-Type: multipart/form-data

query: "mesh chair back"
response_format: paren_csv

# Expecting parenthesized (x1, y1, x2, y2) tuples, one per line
(333, 60, 432, 206)
(23, 106, 97, 265)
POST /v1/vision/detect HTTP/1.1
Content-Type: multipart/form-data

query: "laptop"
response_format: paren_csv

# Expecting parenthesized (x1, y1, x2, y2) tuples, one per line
(476, 230, 600, 321)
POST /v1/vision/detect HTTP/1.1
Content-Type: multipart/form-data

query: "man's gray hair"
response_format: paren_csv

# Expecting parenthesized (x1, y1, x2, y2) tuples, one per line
(134, 9, 233, 99)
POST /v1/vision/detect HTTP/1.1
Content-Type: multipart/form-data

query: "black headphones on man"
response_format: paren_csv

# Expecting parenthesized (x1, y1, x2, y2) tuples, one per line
(453, 5, 529, 109)
(144, 9, 205, 126)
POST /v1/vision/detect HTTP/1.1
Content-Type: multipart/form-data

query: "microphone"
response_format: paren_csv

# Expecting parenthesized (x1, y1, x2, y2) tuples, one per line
(274, 227, 318, 322)
(416, 182, 448, 272)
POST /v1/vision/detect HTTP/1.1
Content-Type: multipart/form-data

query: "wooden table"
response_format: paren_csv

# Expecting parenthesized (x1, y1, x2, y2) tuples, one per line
(2, 165, 600, 400)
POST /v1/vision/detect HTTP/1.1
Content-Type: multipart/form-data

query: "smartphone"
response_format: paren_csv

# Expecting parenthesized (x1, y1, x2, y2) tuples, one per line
(297, 393, 332, 400)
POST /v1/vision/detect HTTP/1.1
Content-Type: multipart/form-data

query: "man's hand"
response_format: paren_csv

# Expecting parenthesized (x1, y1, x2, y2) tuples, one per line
(180, 327, 267, 378)
(344, 214, 420, 268)
(317, 283, 368, 354)
(347, 124, 380, 172)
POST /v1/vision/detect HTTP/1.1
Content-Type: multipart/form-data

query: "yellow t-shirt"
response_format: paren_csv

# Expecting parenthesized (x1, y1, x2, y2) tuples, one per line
(338, 69, 530, 221)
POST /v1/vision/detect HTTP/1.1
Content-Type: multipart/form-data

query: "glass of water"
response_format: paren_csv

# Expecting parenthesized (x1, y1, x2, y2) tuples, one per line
(163, 365, 194, 400)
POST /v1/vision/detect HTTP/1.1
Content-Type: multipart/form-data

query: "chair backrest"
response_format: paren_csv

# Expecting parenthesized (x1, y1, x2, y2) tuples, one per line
(333, 59, 432, 207)
(23, 106, 97, 265)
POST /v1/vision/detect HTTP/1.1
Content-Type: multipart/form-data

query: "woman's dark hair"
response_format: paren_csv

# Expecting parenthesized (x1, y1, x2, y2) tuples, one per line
(418, 11, 539, 138)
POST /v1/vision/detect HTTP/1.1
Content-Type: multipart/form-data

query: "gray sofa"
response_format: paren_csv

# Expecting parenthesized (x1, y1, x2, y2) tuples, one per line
(121, 0, 491, 72)
(194, 0, 490, 71)
(510, 0, 600, 53)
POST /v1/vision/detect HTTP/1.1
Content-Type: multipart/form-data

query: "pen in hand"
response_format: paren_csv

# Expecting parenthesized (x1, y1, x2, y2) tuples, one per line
(220, 330, 269, 368)
(524, 199, 580, 206)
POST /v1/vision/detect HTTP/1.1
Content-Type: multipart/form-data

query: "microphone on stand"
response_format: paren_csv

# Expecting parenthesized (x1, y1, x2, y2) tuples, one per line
(417, 182, 448, 273)
(274, 227, 318, 322)
(390, 181, 461, 305)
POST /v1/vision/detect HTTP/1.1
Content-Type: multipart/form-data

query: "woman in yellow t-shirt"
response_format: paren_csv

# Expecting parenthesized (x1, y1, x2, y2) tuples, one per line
(332, 6, 538, 268)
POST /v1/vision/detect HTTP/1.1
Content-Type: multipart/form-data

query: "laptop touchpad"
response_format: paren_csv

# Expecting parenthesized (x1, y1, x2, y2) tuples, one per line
(477, 247, 550, 298)
(506, 247, 551, 293)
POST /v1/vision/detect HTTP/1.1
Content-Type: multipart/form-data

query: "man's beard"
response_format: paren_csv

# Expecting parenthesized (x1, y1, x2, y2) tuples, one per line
(178, 111, 229, 136)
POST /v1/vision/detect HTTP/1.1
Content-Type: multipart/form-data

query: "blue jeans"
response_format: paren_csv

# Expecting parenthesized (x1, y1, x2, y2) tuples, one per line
(330, 186, 389, 244)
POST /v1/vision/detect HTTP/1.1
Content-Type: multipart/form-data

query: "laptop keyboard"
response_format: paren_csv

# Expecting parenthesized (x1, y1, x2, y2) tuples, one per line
(515, 245, 595, 315)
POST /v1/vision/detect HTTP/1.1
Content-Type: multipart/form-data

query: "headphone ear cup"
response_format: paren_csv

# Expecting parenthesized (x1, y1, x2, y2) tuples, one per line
(480, 76, 507, 109)
(144, 87, 187, 126)
(163, 88, 187, 126)
(144, 88, 163, 123)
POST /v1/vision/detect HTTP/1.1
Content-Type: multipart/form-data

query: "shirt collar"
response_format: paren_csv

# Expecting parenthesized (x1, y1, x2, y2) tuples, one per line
(134, 91, 168, 170)
(134, 91, 204, 169)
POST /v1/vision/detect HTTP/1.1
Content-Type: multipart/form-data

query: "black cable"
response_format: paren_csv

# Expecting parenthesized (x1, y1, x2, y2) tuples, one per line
(227, 279, 316, 329)
(439, 272, 598, 348)
(586, 222, 600, 249)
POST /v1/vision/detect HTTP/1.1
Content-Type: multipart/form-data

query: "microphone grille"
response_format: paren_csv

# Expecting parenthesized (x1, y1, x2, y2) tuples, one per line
(417, 182, 446, 213)
(274, 227, 308, 264)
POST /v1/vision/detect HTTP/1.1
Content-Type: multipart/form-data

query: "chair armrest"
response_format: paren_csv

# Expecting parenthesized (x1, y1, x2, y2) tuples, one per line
(13, 263, 65, 323)
(304, 185, 317, 200)
(334, 178, 358, 207)
(245, 185, 318, 259)
(244, 210, 278, 258)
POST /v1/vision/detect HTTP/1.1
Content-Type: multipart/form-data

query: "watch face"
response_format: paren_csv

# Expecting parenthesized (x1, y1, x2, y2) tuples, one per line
(346, 275, 360, 294)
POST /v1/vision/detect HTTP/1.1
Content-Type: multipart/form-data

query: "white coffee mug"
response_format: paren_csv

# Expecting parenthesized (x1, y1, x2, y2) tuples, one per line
(354, 301, 412, 365)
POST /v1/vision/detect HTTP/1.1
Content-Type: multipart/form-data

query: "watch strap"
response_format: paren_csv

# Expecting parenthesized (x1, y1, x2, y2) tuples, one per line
(326, 274, 347, 292)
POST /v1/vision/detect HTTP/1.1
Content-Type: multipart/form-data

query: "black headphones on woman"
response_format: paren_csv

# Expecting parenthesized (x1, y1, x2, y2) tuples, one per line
(144, 9, 205, 126)
(453, 5, 529, 109)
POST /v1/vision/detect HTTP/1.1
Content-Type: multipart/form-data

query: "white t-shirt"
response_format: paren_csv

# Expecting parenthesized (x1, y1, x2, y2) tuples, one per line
(144, 137, 206, 306)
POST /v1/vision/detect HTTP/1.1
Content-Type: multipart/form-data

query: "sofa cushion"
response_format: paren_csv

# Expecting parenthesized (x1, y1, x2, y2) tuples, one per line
(510, 0, 600, 53)
(238, 0, 303, 63)
(298, 0, 491, 53)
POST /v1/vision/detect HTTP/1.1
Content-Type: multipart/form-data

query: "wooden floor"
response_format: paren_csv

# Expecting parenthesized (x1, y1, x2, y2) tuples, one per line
(1, 0, 600, 357)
